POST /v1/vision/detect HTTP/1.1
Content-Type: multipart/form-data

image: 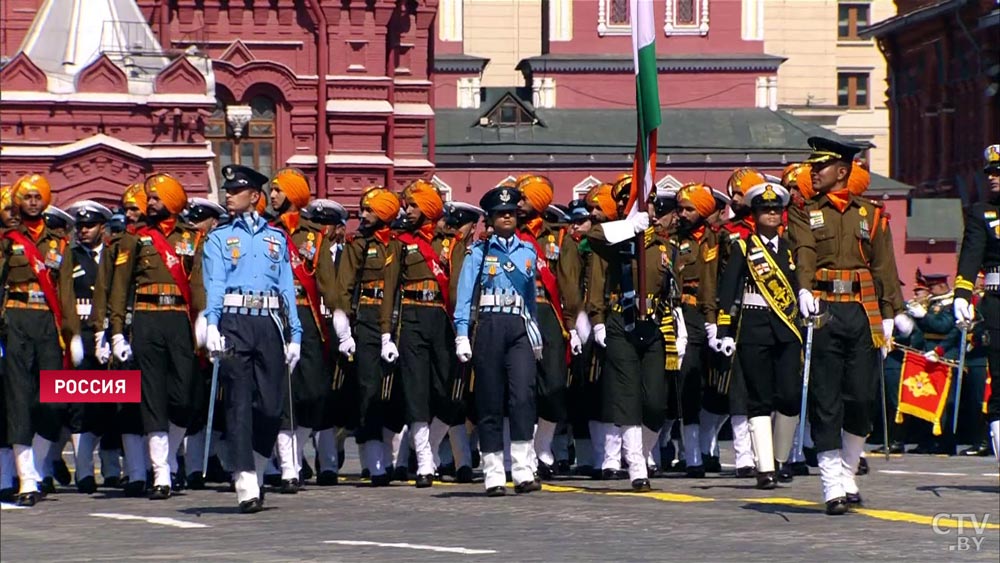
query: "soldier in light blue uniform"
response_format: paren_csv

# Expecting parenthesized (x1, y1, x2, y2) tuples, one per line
(454, 186, 543, 497)
(202, 164, 302, 513)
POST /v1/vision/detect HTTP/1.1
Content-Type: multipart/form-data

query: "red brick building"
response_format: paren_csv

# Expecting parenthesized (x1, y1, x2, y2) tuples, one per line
(0, 0, 438, 206)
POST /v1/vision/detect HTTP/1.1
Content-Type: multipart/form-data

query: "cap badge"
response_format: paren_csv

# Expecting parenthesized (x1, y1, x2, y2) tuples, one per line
(762, 186, 777, 201)
(223, 167, 236, 181)
(499, 189, 511, 204)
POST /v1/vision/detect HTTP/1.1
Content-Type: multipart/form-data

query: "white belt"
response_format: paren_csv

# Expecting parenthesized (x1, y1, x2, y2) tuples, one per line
(742, 292, 769, 308)
(986, 272, 1000, 287)
(223, 294, 281, 309)
(76, 303, 93, 317)
(479, 293, 525, 308)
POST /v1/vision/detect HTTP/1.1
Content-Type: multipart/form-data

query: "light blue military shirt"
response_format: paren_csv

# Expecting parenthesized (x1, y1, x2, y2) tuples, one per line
(202, 211, 302, 343)
(454, 234, 538, 338)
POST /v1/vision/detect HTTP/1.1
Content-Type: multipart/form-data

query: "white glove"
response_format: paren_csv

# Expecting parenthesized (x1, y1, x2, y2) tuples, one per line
(569, 330, 583, 356)
(629, 211, 650, 233)
(708, 335, 723, 353)
(285, 342, 301, 373)
(906, 302, 927, 319)
(593, 324, 607, 348)
(532, 344, 544, 362)
(381, 333, 399, 363)
(94, 331, 111, 365)
(455, 336, 472, 363)
(798, 288, 819, 318)
(704, 323, 718, 342)
(719, 336, 736, 358)
(332, 310, 356, 357)
(194, 312, 208, 348)
(70, 335, 84, 367)
(206, 325, 225, 355)
(954, 297, 974, 325)
(894, 313, 914, 337)
(575, 311, 592, 343)
(111, 334, 132, 363)
(924, 349, 940, 363)
(882, 318, 895, 341)
(674, 307, 688, 369)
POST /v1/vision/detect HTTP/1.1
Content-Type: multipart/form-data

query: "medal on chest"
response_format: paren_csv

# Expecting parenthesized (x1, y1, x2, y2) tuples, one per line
(175, 232, 195, 256)
(226, 237, 241, 266)
(659, 245, 670, 269)
(809, 210, 825, 230)
(264, 236, 282, 260)
(44, 240, 62, 269)
(545, 234, 560, 260)
(485, 255, 498, 276)
(748, 247, 771, 276)
(859, 219, 871, 240)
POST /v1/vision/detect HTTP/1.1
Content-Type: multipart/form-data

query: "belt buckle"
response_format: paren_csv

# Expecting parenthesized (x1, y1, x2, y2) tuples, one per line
(503, 295, 515, 307)
(29, 291, 45, 304)
(422, 289, 435, 301)
(248, 296, 263, 309)
(831, 279, 853, 294)
(159, 295, 174, 306)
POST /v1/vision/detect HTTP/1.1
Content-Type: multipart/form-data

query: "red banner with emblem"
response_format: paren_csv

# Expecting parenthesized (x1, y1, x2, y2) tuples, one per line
(136, 226, 195, 322)
(895, 350, 953, 436)
(282, 230, 332, 349)
(396, 232, 452, 315)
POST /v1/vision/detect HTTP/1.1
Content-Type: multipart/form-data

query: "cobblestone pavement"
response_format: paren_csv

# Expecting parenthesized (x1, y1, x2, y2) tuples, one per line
(1, 441, 998, 562)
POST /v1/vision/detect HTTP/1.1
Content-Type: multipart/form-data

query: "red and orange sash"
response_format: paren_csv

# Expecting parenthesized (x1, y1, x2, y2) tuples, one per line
(135, 226, 195, 322)
(397, 231, 451, 314)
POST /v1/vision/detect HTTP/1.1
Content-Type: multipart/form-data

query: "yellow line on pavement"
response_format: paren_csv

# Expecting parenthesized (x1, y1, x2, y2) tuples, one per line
(854, 509, 1000, 530)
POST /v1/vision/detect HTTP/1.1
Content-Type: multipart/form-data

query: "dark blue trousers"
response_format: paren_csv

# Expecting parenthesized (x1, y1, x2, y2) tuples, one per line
(219, 313, 287, 472)
(473, 313, 536, 453)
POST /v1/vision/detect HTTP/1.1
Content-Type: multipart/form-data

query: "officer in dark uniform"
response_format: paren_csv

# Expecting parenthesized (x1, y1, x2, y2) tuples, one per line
(59, 201, 113, 494)
(43, 205, 75, 240)
(203, 164, 302, 513)
(788, 137, 911, 514)
(716, 183, 802, 489)
(954, 144, 1000, 461)
(454, 185, 542, 496)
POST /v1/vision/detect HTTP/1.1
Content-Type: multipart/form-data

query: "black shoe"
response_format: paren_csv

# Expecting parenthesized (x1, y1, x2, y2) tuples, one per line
(660, 442, 676, 470)
(393, 466, 409, 483)
(53, 459, 72, 486)
(370, 474, 391, 487)
(825, 497, 849, 515)
(471, 449, 481, 469)
(438, 462, 456, 478)
(846, 492, 863, 506)
(486, 485, 506, 497)
(555, 460, 572, 476)
(855, 458, 869, 476)
(124, 480, 146, 497)
(171, 472, 186, 492)
(317, 470, 338, 486)
(600, 468, 618, 480)
(647, 463, 662, 478)
(263, 474, 281, 488)
(537, 461, 554, 481)
(227, 479, 236, 493)
(102, 475, 122, 489)
(149, 485, 171, 500)
(514, 479, 541, 494)
(735, 466, 756, 478)
(456, 465, 474, 483)
(239, 497, 263, 514)
(415, 474, 434, 488)
(632, 478, 652, 492)
(361, 468, 371, 479)
(789, 461, 810, 476)
(205, 456, 228, 483)
(186, 472, 205, 490)
(685, 465, 706, 478)
(613, 469, 629, 480)
(959, 443, 992, 457)
(0, 487, 17, 502)
(703, 454, 722, 473)
(871, 441, 905, 455)
(40, 477, 56, 496)
(908, 442, 954, 455)
(77, 476, 98, 494)
(574, 464, 595, 477)
(337, 449, 345, 471)
(300, 457, 314, 482)
(756, 472, 777, 490)
(667, 460, 687, 473)
(776, 462, 794, 483)
(803, 446, 818, 467)
(280, 478, 300, 494)
(16, 491, 40, 507)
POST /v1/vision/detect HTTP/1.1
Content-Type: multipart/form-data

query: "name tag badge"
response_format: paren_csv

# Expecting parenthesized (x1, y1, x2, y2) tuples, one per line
(809, 210, 825, 230)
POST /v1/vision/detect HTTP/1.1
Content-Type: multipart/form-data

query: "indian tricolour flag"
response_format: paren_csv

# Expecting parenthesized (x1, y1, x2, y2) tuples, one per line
(626, 0, 662, 218)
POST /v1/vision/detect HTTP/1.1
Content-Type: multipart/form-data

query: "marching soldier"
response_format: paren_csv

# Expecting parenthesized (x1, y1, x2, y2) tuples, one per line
(59, 201, 114, 494)
(788, 137, 911, 514)
(329, 188, 399, 485)
(0, 174, 69, 506)
(454, 185, 543, 496)
(716, 182, 802, 489)
(515, 175, 580, 479)
(953, 144, 1000, 461)
(108, 173, 205, 499)
(0, 185, 13, 502)
(203, 164, 302, 513)
(269, 169, 340, 493)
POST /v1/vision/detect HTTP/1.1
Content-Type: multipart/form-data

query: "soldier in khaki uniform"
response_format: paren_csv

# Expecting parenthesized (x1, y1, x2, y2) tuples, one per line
(0, 185, 15, 503)
(268, 168, 340, 493)
(108, 173, 205, 500)
(788, 137, 911, 514)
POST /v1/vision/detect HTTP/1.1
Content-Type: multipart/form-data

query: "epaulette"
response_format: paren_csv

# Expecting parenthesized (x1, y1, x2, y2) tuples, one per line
(866, 198, 884, 208)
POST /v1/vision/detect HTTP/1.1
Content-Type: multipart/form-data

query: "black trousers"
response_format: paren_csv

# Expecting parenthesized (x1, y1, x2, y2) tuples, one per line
(727, 356, 749, 416)
(601, 313, 667, 429)
(473, 314, 537, 453)
(281, 306, 330, 430)
(668, 306, 707, 424)
(739, 340, 802, 418)
(352, 306, 387, 442)
(3, 309, 64, 444)
(219, 313, 287, 471)
(536, 304, 568, 423)
(132, 311, 196, 432)
(568, 338, 601, 439)
(65, 327, 118, 436)
(807, 302, 879, 452)
(185, 355, 214, 434)
(399, 305, 459, 425)
(982, 293, 1000, 422)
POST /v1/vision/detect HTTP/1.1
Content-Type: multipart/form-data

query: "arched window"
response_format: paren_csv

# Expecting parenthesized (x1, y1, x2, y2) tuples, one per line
(206, 94, 277, 184)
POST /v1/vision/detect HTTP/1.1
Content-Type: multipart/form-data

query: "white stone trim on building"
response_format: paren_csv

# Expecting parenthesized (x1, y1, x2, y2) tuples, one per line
(754, 76, 778, 110)
(430, 174, 453, 201)
(0, 133, 214, 160)
(550, 0, 573, 41)
(741, 0, 764, 40)
(457, 77, 481, 109)
(438, 0, 463, 42)
(665, 0, 710, 37)
(597, 0, 632, 37)
(572, 175, 603, 199)
(656, 174, 684, 195)
(532, 77, 556, 109)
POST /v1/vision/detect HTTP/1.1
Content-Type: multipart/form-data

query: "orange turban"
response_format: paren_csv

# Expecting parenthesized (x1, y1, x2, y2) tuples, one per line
(404, 179, 443, 221)
(255, 191, 269, 215)
(783, 164, 816, 200)
(14, 174, 52, 207)
(363, 187, 402, 224)
(145, 173, 188, 215)
(272, 168, 311, 209)
(517, 174, 554, 213)
(847, 160, 870, 196)
(677, 183, 716, 218)
(587, 183, 617, 220)
(726, 168, 766, 197)
(122, 182, 148, 214)
(0, 185, 13, 209)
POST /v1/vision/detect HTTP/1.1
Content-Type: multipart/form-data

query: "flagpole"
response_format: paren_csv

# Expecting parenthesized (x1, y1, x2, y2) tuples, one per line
(636, 148, 647, 321)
